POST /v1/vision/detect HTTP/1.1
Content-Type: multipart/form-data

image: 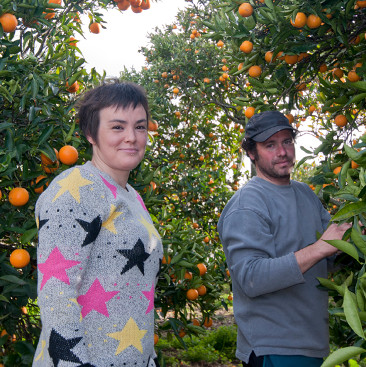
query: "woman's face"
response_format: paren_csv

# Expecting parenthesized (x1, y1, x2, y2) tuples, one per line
(88, 104, 148, 185)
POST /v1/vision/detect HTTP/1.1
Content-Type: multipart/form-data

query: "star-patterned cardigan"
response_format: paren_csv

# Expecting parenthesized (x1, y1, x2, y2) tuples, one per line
(33, 161, 163, 367)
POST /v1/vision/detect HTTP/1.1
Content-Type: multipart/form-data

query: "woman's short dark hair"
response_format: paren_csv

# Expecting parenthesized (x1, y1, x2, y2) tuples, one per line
(77, 81, 150, 143)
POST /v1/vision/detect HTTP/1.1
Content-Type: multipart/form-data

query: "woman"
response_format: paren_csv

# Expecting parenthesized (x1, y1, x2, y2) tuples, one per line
(33, 82, 163, 367)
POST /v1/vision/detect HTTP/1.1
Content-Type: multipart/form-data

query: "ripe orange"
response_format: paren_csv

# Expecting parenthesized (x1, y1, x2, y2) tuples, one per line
(89, 22, 101, 34)
(228, 294, 233, 301)
(240, 40, 253, 53)
(148, 120, 158, 131)
(265, 51, 274, 63)
(173, 87, 179, 94)
(184, 271, 193, 280)
(0, 190, 2, 200)
(117, 0, 130, 10)
(192, 318, 200, 326)
(306, 14, 321, 28)
(291, 12, 307, 28)
(131, 6, 143, 13)
(333, 166, 342, 175)
(9, 187, 29, 207)
(130, 0, 142, 6)
(285, 113, 294, 123)
(248, 65, 261, 78)
(298, 52, 309, 62)
(196, 284, 207, 296)
(186, 289, 199, 300)
(0, 13, 18, 33)
(33, 175, 48, 194)
(351, 161, 359, 169)
(238, 62, 244, 70)
(356, 0, 366, 7)
(66, 81, 79, 93)
(68, 37, 77, 47)
(192, 222, 199, 229)
(203, 317, 213, 328)
(154, 333, 159, 345)
(334, 114, 347, 127)
(333, 68, 344, 78)
(296, 83, 307, 91)
(59, 145, 78, 165)
(197, 263, 207, 276)
(284, 54, 298, 65)
(48, 0, 62, 5)
(309, 105, 316, 114)
(10, 249, 31, 268)
(238, 3, 253, 17)
(348, 71, 360, 82)
(162, 255, 171, 264)
(245, 106, 255, 119)
(318, 63, 327, 73)
(216, 40, 224, 48)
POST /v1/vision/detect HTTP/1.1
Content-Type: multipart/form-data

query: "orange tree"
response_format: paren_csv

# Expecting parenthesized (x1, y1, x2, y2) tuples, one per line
(198, 0, 366, 364)
(0, 0, 160, 365)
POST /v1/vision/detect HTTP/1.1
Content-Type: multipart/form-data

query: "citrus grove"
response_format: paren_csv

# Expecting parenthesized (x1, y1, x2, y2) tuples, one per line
(1, 0, 366, 366)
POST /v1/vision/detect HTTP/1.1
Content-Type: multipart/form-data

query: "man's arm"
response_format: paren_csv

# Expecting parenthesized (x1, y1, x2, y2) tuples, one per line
(295, 222, 351, 273)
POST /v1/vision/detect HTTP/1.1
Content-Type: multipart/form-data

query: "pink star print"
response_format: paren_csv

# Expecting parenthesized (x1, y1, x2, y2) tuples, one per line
(142, 284, 155, 314)
(136, 192, 148, 212)
(100, 175, 117, 199)
(77, 278, 119, 318)
(38, 247, 81, 290)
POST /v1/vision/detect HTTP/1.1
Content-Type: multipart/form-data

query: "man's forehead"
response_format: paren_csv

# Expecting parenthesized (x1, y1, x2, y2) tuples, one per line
(263, 129, 293, 142)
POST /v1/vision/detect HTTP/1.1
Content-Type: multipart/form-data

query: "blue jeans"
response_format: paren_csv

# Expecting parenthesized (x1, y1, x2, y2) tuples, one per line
(243, 354, 323, 367)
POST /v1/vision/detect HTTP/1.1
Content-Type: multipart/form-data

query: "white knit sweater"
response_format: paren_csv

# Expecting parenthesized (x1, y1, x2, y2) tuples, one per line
(33, 161, 162, 367)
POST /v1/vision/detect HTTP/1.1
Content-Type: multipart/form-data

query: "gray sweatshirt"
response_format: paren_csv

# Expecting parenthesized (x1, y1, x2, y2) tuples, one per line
(218, 176, 331, 363)
(33, 161, 162, 367)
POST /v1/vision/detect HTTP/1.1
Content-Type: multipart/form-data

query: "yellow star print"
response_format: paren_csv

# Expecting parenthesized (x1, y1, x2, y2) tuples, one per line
(36, 216, 39, 229)
(107, 317, 147, 355)
(139, 215, 159, 240)
(52, 168, 93, 203)
(102, 204, 122, 234)
(34, 339, 46, 361)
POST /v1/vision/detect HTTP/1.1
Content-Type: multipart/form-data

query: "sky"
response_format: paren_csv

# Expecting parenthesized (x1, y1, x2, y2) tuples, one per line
(78, 0, 188, 77)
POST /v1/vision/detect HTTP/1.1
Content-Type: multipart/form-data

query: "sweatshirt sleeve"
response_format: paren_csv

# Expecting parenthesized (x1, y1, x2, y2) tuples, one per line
(220, 208, 305, 298)
(35, 171, 100, 365)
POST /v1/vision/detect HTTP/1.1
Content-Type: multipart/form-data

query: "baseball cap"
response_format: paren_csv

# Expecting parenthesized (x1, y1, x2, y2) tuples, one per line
(244, 110, 296, 142)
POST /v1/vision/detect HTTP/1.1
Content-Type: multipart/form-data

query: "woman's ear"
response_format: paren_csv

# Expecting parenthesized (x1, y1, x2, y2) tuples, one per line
(86, 135, 96, 145)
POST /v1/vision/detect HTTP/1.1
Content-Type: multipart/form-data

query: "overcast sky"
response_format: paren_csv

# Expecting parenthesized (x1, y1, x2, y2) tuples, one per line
(78, 0, 188, 77)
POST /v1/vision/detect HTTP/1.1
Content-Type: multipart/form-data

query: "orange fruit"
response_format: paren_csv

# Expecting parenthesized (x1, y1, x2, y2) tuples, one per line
(226, 269, 230, 277)
(334, 114, 347, 127)
(306, 14, 321, 28)
(199, 155, 204, 161)
(284, 54, 298, 65)
(117, 0, 130, 10)
(192, 318, 200, 326)
(48, 0, 62, 5)
(285, 113, 294, 123)
(291, 12, 307, 28)
(154, 333, 159, 345)
(228, 294, 233, 301)
(148, 120, 158, 131)
(245, 106, 255, 119)
(348, 71, 360, 82)
(184, 271, 193, 280)
(0, 13, 18, 33)
(178, 329, 186, 338)
(203, 317, 213, 327)
(131, 6, 143, 13)
(162, 255, 171, 265)
(298, 52, 309, 62)
(173, 87, 179, 94)
(10, 249, 30, 268)
(9, 187, 29, 207)
(42, 160, 59, 174)
(296, 83, 307, 91)
(240, 40, 253, 53)
(333, 166, 342, 175)
(333, 68, 344, 78)
(319, 63, 327, 72)
(59, 145, 78, 165)
(265, 51, 274, 63)
(33, 175, 48, 194)
(66, 80, 79, 93)
(357, 0, 366, 7)
(238, 62, 244, 70)
(217, 40, 224, 48)
(197, 263, 207, 276)
(89, 22, 101, 34)
(196, 284, 207, 296)
(238, 2, 253, 17)
(0, 190, 2, 200)
(140, 0, 151, 9)
(68, 37, 77, 47)
(130, 0, 142, 6)
(351, 161, 359, 169)
(248, 65, 261, 78)
(192, 222, 199, 229)
(309, 105, 316, 114)
(41, 148, 59, 166)
(186, 289, 199, 300)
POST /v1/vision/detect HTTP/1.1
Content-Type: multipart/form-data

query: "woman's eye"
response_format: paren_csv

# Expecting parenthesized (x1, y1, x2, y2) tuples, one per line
(136, 125, 147, 130)
(113, 125, 123, 130)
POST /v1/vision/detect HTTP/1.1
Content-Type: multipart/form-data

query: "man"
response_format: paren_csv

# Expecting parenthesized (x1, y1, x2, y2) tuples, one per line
(217, 111, 350, 367)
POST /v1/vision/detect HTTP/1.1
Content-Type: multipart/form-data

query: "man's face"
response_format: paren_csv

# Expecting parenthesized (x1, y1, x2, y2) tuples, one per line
(249, 129, 296, 185)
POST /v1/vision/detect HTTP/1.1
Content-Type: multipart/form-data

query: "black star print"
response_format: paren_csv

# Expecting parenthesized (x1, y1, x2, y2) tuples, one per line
(78, 364, 96, 367)
(48, 329, 82, 367)
(38, 218, 49, 231)
(156, 258, 162, 278)
(117, 238, 150, 276)
(76, 216, 102, 247)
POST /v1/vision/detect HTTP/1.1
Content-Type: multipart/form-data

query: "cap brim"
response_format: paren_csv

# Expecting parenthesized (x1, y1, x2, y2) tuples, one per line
(251, 125, 296, 142)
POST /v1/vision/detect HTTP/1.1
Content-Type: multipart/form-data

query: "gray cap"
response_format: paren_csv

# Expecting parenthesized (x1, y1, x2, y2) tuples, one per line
(245, 110, 296, 142)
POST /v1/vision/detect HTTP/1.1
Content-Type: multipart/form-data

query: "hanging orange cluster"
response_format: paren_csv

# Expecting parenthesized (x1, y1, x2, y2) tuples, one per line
(113, 0, 150, 13)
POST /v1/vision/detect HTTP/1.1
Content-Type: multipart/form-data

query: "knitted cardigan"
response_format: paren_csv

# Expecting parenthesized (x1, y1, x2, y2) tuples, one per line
(33, 161, 163, 367)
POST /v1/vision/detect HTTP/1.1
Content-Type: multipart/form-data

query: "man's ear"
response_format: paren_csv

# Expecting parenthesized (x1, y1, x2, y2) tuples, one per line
(248, 151, 256, 162)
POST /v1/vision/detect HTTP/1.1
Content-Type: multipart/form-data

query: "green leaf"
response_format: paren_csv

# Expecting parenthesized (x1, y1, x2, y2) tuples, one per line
(21, 228, 38, 244)
(325, 240, 359, 262)
(0, 275, 27, 286)
(332, 202, 366, 221)
(351, 228, 366, 256)
(343, 287, 365, 338)
(321, 347, 366, 367)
